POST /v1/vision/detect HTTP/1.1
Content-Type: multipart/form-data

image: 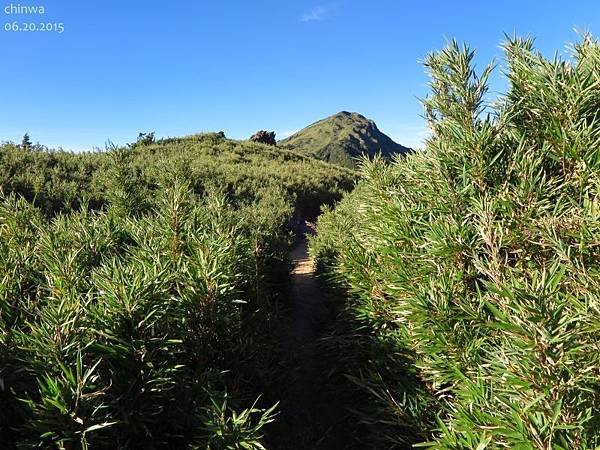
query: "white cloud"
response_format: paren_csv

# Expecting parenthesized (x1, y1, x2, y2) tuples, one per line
(300, 6, 327, 22)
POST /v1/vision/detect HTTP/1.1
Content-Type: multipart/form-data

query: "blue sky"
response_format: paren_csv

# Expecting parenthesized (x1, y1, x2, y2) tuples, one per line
(1, 1, 599, 151)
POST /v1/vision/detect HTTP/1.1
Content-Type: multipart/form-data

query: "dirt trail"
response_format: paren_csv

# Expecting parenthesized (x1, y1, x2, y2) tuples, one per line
(274, 237, 350, 449)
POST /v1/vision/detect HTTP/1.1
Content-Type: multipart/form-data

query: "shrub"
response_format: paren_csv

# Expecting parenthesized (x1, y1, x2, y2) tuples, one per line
(21, 133, 32, 150)
(136, 132, 155, 146)
(0, 120, 354, 447)
(250, 130, 276, 146)
(312, 34, 600, 448)
(0, 178, 281, 448)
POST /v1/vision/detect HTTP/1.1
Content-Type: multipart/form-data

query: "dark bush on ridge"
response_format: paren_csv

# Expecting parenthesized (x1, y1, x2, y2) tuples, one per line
(250, 130, 276, 146)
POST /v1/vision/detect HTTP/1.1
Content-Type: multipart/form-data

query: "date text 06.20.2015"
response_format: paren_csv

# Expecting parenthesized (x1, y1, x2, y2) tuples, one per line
(4, 21, 64, 33)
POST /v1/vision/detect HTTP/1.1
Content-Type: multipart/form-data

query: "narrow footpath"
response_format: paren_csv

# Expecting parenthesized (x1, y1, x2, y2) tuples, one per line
(273, 236, 351, 449)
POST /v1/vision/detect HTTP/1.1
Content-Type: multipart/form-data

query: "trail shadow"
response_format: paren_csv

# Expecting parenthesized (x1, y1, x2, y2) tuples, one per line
(268, 237, 354, 450)
(266, 233, 434, 449)
(307, 265, 438, 449)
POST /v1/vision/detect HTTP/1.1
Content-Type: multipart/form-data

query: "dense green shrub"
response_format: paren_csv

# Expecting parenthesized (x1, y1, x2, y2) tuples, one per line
(0, 176, 287, 448)
(0, 178, 291, 448)
(0, 133, 356, 218)
(312, 35, 600, 448)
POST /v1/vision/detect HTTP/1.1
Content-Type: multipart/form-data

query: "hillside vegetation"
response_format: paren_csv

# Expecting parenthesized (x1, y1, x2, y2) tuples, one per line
(311, 35, 600, 448)
(3, 32, 599, 450)
(280, 111, 412, 168)
(0, 135, 356, 448)
(0, 133, 356, 218)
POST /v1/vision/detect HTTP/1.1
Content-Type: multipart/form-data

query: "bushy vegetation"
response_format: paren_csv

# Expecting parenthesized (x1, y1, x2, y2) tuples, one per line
(249, 131, 276, 146)
(0, 132, 356, 218)
(311, 35, 600, 448)
(0, 135, 355, 448)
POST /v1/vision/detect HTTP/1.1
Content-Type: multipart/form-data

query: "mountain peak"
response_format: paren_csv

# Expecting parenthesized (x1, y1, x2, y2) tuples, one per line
(280, 112, 412, 168)
(333, 111, 367, 120)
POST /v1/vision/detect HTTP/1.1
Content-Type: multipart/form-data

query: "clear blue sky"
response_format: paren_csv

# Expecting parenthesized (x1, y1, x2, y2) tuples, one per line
(1, 1, 599, 151)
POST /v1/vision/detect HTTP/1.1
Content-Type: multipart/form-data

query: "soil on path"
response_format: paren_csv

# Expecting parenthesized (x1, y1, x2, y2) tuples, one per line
(272, 237, 351, 449)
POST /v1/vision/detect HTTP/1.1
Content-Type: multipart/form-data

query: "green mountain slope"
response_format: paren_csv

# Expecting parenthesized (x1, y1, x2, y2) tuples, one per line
(279, 111, 412, 168)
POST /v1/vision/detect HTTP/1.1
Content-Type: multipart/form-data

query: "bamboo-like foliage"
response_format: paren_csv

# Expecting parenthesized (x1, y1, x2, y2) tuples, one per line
(0, 169, 286, 447)
(311, 35, 600, 448)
